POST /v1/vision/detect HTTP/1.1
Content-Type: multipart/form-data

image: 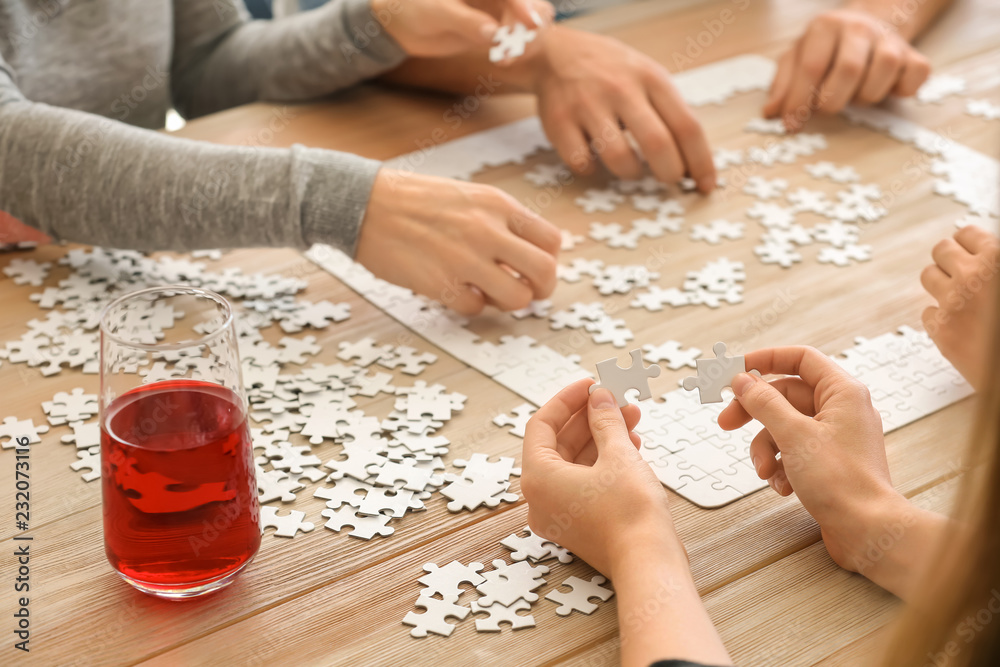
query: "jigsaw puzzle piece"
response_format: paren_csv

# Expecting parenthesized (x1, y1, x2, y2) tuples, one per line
(260, 506, 315, 538)
(469, 599, 536, 632)
(682, 342, 760, 404)
(403, 594, 470, 638)
(545, 575, 614, 616)
(677, 474, 744, 508)
(590, 349, 661, 408)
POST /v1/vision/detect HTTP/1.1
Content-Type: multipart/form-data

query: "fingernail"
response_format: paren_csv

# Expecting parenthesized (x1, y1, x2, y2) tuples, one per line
(530, 8, 544, 26)
(731, 373, 756, 397)
(751, 454, 760, 474)
(590, 388, 616, 409)
(481, 23, 498, 39)
(698, 176, 715, 192)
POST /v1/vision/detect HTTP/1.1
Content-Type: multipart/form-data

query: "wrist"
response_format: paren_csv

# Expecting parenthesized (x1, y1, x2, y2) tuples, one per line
(608, 517, 691, 583)
(843, 0, 919, 40)
(504, 25, 568, 95)
(840, 489, 947, 598)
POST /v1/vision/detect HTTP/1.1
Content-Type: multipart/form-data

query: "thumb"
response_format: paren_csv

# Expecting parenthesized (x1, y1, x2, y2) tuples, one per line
(444, 4, 498, 45)
(731, 373, 807, 444)
(587, 388, 632, 454)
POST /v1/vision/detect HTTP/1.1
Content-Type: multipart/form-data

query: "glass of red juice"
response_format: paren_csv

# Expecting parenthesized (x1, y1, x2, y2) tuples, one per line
(99, 286, 260, 600)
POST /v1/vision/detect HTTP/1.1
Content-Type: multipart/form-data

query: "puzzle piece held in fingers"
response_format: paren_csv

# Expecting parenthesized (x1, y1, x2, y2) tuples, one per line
(590, 349, 661, 407)
(682, 342, 760, 404)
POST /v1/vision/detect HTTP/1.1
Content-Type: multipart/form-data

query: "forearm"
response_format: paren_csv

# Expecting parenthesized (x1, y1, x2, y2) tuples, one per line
(0, 100, 375, 254)
(845, 0, 955, 41)
(172, 0, 407, 118)
(380, 55, 534, 95)
(845, 493, 952, 601)
(612, 531, 732, 667)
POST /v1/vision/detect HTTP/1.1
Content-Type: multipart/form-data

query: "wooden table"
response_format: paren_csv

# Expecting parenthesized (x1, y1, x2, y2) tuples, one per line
(3, 0, 998, 664)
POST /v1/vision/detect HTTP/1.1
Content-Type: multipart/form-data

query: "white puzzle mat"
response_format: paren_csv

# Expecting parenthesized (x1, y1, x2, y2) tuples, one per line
(307, 55, 992, 508)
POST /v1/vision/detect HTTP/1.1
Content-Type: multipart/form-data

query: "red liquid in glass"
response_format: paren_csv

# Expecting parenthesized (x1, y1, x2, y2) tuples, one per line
(101, 380, 260, 588)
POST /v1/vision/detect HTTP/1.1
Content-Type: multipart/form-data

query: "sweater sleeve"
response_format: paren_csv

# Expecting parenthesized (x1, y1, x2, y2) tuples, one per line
(0, 54, 378, 255)
(170, 0, 407, 119)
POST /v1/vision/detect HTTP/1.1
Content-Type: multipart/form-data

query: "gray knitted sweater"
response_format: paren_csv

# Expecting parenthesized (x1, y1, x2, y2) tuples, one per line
(0, 0, 408, 254)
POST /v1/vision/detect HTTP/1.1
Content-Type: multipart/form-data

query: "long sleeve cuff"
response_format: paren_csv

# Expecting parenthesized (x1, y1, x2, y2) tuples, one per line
(294, 144, 381, 257)
(336, 0, 409, 71)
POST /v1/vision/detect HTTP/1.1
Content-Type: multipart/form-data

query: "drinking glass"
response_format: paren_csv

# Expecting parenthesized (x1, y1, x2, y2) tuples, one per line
(99, 286, 260, 600)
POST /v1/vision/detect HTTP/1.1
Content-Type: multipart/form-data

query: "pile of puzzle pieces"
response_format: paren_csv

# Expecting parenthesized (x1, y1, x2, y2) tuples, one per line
(403, 528, 614, 638)
(0, 248, 528, 537)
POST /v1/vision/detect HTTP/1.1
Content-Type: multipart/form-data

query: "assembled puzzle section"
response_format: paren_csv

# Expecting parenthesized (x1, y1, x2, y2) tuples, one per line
(637, 326, 974, 508)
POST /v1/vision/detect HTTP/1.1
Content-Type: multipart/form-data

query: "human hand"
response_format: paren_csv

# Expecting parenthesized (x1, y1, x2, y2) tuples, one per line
(521, 379, 685, 576)
(763, 7, 931, 132)
(355, 169, 560, 315)
(921, 225, 1000, 389)
(717, 346, 902, 572)
(529, 27, 716, 191)
(0, 211, 49, 247)
(372, 0, 553, 58)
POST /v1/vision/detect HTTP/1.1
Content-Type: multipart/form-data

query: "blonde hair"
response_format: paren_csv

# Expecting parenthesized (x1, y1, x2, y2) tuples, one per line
(884, 291, 1000, 666)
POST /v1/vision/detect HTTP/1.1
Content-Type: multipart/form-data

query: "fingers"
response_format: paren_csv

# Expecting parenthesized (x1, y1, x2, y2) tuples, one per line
(444, 2, 500, 46)
(891, 51, 931, 97)
(781, 22, 838, 131)
(619, 103, 685, 184)
(447, 282, 488, 316)
(556, 402, 640, 463)
(468, 259, 533, 311)
(647, 74, 717, 191)
(729, 372, 813, 443)
(529, 0, 556, 25)
(496, 234, 558, 299)
(741, 345, 849, 390)
(543, 113, 595, 175)
(629, 431, 642, 450)
(769, 467, 794, 496)
(955, 224, 999, 255)
(764, 51, 796, 118)
(749, 428, 780, 478)
(816, 29, 873, 113)
(920, 263, 950, 301)
(524, 379, 594, 462)
(922, 305, 942, 334)
(507, 206, 562, 257)
(587, 388, 633, 455)
(503, 0, 544, 27)
(582, 114, 644, 180)
(719, 376, 818, 429)
(931, 237, 966, 277)
(855, 40, 905, 105)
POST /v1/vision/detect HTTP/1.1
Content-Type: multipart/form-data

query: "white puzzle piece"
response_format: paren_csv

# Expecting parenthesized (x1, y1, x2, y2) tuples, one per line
(682, 342, 761, 404)
(260, 506, 315, 538)
(545, 575, 614, 616)
(475, 559, 549, 607)
(590, 349, 661, 407)
(492, 404, 536, 438)
(469, 599, 536, 632)
(501, 526, 573, 564)
(489, 23, 537, 63)
(403, 594, 470, 638)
